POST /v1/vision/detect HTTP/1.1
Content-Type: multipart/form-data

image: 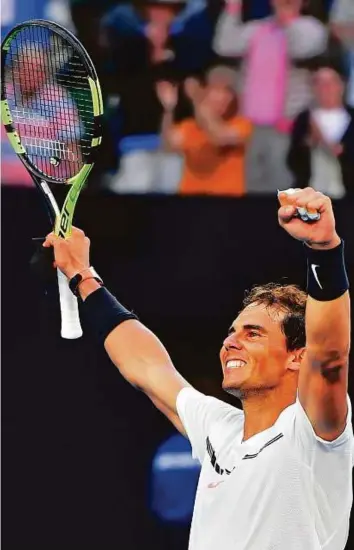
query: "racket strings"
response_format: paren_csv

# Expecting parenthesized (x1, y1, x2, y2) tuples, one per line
(4, 24, 95, 181)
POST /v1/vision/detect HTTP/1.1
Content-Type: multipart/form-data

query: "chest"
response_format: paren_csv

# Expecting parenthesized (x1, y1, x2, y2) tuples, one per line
(197, 432, 304, 511)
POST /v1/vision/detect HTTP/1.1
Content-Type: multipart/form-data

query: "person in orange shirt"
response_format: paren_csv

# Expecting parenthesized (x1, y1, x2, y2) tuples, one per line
(156, 66, 252, 196)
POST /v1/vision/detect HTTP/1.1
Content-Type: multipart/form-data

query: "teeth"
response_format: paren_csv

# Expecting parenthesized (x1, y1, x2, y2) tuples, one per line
(226, 360, 246, 369)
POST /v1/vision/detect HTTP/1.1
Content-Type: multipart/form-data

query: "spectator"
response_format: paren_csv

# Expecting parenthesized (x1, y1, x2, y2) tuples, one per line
(213, 0, 328, 193)
(157, 66, 252, 195)
(171, 0, 226, 75)
(100, 0, 200, 193)
(330, 0, 354, 107)
(5, 47, 83, 180)
(67, 0, 126, 181)
(287, 65, 354, 198)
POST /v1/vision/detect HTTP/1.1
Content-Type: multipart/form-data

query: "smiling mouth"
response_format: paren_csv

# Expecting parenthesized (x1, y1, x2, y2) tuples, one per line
(225, 360, 247, 369)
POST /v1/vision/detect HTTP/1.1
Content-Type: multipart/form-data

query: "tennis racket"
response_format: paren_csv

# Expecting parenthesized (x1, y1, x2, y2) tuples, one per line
(1, 19, 103, 339)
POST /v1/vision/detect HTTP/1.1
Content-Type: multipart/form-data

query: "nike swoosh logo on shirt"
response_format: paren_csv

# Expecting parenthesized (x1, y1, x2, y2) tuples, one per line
(311, 264, 323, 289)
(207, 480, 225, 489)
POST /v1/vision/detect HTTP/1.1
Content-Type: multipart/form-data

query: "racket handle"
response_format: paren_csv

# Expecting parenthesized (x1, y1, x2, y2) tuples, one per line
(57, 269, 83, 339)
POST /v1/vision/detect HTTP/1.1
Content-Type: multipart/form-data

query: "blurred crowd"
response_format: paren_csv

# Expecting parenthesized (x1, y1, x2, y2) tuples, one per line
(7, 0, 354, 197)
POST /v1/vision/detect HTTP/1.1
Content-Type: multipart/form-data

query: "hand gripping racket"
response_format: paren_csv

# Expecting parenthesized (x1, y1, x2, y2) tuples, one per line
(1, 19, 103, 339)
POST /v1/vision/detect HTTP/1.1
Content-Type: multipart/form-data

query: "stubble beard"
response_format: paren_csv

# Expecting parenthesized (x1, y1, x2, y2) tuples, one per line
(222, 384, 277, 400)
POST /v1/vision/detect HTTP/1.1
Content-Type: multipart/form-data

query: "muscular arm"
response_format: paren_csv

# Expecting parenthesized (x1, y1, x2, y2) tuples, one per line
(299, 241, 351, 440)
(278, 191, 351, 442)
(80, 279, 190, 435)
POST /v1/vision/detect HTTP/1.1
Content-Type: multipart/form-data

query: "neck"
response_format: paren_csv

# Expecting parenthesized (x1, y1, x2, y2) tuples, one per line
(274, 11, 300, 26)
(318, 103, 342, 110)
(240, 383, 297, 442)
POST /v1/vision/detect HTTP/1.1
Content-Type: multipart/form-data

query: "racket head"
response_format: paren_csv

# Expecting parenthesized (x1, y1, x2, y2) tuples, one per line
(1, 19, 103, 188)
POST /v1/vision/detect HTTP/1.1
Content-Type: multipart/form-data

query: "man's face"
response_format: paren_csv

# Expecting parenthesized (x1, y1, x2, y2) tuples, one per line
(271, 0, 302, 15)
(313, 68, 344, 109)
(144, 5, 177, 27)
(220, 304, 296, 397)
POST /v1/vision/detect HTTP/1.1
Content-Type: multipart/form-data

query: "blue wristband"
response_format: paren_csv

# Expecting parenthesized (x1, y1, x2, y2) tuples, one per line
(306, 240, 349, 301)
(81, 287, 138, 344)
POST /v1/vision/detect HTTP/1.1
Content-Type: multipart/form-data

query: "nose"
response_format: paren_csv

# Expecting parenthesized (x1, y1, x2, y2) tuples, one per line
(223, 333, 242, 351)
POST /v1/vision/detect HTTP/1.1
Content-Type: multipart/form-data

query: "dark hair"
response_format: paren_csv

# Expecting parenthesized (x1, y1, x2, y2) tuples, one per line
(313, 61, 348, 83)
(242, 283, 307, 351)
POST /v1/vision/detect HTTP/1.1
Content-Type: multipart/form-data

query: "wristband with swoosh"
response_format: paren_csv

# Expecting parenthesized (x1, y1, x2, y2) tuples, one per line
(305, 240, 349, 301)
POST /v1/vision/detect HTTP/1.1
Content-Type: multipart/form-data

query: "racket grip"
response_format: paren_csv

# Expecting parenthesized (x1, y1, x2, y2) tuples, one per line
(57, 269, 83, 339)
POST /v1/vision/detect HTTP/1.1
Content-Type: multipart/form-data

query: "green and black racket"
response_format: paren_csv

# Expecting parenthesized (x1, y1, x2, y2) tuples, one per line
(1, 19, 103, 338)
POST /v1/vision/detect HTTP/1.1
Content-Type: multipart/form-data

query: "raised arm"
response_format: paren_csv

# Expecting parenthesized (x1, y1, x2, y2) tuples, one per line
(184, 78, 252, 147)
(195, 103, 251, 147)
(214, 1, 327, 60)
(278, 188, 350, 441)
(156, 81, 184, 152)
(104, 317, 190, 434)
(213, 0, 259, 57)
(43, 229, 191, 435)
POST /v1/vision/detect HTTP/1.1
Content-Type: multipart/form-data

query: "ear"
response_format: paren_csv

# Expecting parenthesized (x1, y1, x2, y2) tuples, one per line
(287, 347, 306, 372)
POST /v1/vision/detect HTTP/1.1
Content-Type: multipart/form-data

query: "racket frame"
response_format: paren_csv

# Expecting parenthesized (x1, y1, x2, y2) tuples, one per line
(1, 19, 104, 339)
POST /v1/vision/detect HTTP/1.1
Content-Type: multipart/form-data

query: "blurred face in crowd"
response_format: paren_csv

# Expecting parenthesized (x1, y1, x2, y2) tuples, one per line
(204, 72, 237, 119)
(15, 52, 48, 96)
(144, 4, 179, 27)
(313, 68, 344, 109)
(219, 304, 301, 399)
(271, 0, 302, 17)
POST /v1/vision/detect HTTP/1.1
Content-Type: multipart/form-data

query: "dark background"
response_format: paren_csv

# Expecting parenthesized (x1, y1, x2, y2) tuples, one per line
(2, 188, 354, 549)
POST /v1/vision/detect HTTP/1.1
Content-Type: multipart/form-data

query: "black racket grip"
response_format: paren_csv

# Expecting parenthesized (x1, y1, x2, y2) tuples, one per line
(30, 237, 57, 286)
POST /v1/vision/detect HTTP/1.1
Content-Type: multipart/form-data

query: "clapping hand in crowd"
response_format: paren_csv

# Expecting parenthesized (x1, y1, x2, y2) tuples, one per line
(156, 81, 178, 112)
(184, 77, 205, 104)
(309, 117, 343, 157)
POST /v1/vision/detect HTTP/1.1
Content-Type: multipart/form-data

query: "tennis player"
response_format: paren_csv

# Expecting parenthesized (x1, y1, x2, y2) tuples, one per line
(44, 187, 353, 550)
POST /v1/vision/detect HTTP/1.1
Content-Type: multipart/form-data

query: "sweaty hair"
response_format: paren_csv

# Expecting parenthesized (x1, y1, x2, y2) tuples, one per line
(242, 283, 307, 351)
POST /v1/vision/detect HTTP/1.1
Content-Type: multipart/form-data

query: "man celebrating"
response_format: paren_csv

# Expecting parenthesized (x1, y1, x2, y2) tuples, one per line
(44, 188, 353, 550)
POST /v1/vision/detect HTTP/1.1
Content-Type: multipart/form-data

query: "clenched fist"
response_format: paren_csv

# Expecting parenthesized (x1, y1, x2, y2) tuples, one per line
(278, 188, 341, 250)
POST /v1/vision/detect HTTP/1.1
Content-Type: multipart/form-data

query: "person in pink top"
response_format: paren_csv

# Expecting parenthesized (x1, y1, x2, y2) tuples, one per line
(213, 0, 328, 193)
